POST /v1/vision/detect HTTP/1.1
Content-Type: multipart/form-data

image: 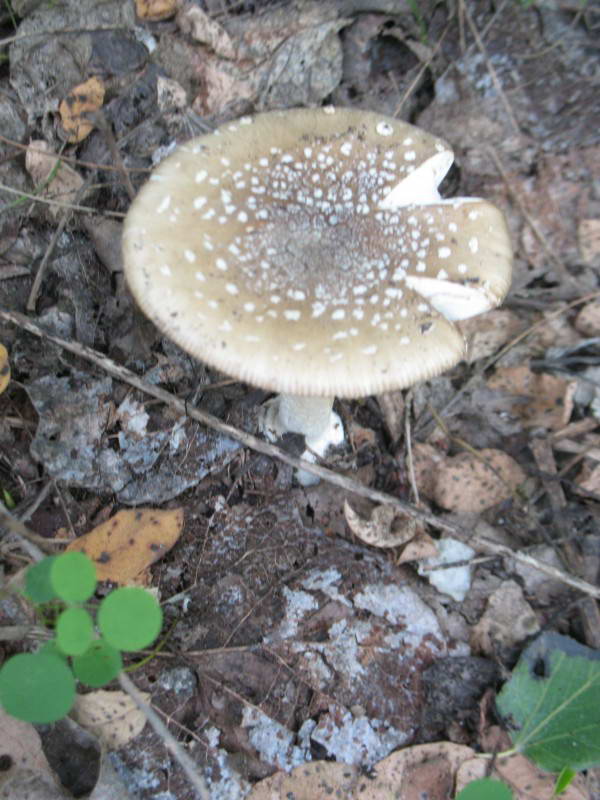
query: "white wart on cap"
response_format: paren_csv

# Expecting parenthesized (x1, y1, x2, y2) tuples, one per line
(122, 107, 512, 397)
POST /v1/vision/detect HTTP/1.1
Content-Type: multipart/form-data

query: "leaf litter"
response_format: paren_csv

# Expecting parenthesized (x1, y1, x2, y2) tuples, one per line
(2, 0, 600, 798)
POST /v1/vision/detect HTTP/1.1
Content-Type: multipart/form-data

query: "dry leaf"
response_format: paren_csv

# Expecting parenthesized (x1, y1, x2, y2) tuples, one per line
(0, 343, 10, 395)
(376, 391, 405, 441)
(72, 690, 148, 749)
(248, 740, 590, 800)
(487, 365, 574, 430)
(135, 0, 176, 21)
(58, 77, 105, 143)
(247, 761, 360, 799)
(396, 530, 439, 564)
(458, 748, 589, 800)
(578, 218, 600, 265)
(177, 3, 236, 58)
(470, 580, 540, 656)
(0, 708, 58, 786)
(25, 140, 85, 217)
(370, 742, 477, 797)
(434, 449, 526, 512)
(574, 299, 600, 337)
(411, 442, 446, 499)
(344, 500, 418, 548)
(458, 309, 524, 363)
(66, 508, 184, 584)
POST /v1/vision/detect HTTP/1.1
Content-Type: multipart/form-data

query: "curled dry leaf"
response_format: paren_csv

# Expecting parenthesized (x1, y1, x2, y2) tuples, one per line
(434, 448, 526, 513)
(72, 690, 148, 749)
(25, 141, 84, 217)
(344, 500, 419, 548)
(0, 343, 10, 395)
(135, 0, 177, 21)
(457, 308, 524, 363)
(396, 530, 439, 564)
(470, 580, 540, 657)
(66, 507, 184, 585)
(487, 364, 574, 431)
(177, 3, 236, 58)
(58, 77, 105, 143)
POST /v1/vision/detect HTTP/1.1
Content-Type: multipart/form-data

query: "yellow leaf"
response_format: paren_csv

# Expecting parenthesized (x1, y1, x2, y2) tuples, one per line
(0, 344, 10, 395)
(59, 77, 105, 143)
(66, 508, 183, 585)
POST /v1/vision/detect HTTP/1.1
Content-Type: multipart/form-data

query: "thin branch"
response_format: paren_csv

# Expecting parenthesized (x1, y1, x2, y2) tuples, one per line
(0, 182, 125, 218)
(118, 672, 210, 800)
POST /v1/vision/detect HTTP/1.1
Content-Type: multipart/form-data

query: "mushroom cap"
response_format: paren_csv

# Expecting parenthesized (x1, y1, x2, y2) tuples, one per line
(122, 107, 512, 397)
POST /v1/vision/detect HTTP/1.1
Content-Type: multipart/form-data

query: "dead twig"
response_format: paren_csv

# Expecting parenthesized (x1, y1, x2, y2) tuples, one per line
(0, 182, 125, 218)
(118, 672, 211, 800)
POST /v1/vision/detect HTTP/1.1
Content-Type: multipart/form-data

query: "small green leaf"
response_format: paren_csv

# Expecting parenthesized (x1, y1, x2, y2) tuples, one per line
(98, 588, 162, 651)
(24, 557, 58, 603)
(50, 551, 97, 604)
(0, 653, 75, 723)
(56, 607, 94, 655)
(554, 766, 576, 795)
(72, 639, 122, 687)
(455, 778, 512, 800)
(496, 632, 600, 772)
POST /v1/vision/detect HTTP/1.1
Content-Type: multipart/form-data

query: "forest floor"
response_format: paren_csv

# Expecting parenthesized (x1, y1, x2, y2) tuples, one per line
(1, 1, 600, 798)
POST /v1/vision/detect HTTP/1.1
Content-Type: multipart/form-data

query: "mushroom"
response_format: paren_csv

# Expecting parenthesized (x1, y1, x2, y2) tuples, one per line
(122, 107, 512, 483)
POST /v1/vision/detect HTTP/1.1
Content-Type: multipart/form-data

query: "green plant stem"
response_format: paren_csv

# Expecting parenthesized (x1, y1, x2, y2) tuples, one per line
(124, 622, 175, 672)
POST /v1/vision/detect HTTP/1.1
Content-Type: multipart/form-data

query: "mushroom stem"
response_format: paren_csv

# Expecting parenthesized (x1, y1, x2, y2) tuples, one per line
(277, 395, 335, 440)
(259, 394, 344, 485)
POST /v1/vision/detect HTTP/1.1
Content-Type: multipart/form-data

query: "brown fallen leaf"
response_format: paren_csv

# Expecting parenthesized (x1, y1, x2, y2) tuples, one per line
(396, 530, 439, 564)
(487, 364, 574, 431)
(344, 500, 419, 549)
(247, 760, 360, 799)
(459, 728, 589, 800)
(0, 343, 10, 395)
(58, 77, 105, 143)
(434, 448, 526, 512)
(248, 740, 590, 800)
(25, 140, 85, 217)
(135, 0, 176, 21)
(177, 2, 236, 58)
(470, 580, 540, 657)
(72, 690, 148, 749)
(66, 508, 184, 585)
(457, 309, 524, 363)
(411, 442, 447, 500)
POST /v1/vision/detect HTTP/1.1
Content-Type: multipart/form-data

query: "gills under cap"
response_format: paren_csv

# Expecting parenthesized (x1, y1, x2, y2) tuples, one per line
(122, 107, 512, 397)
